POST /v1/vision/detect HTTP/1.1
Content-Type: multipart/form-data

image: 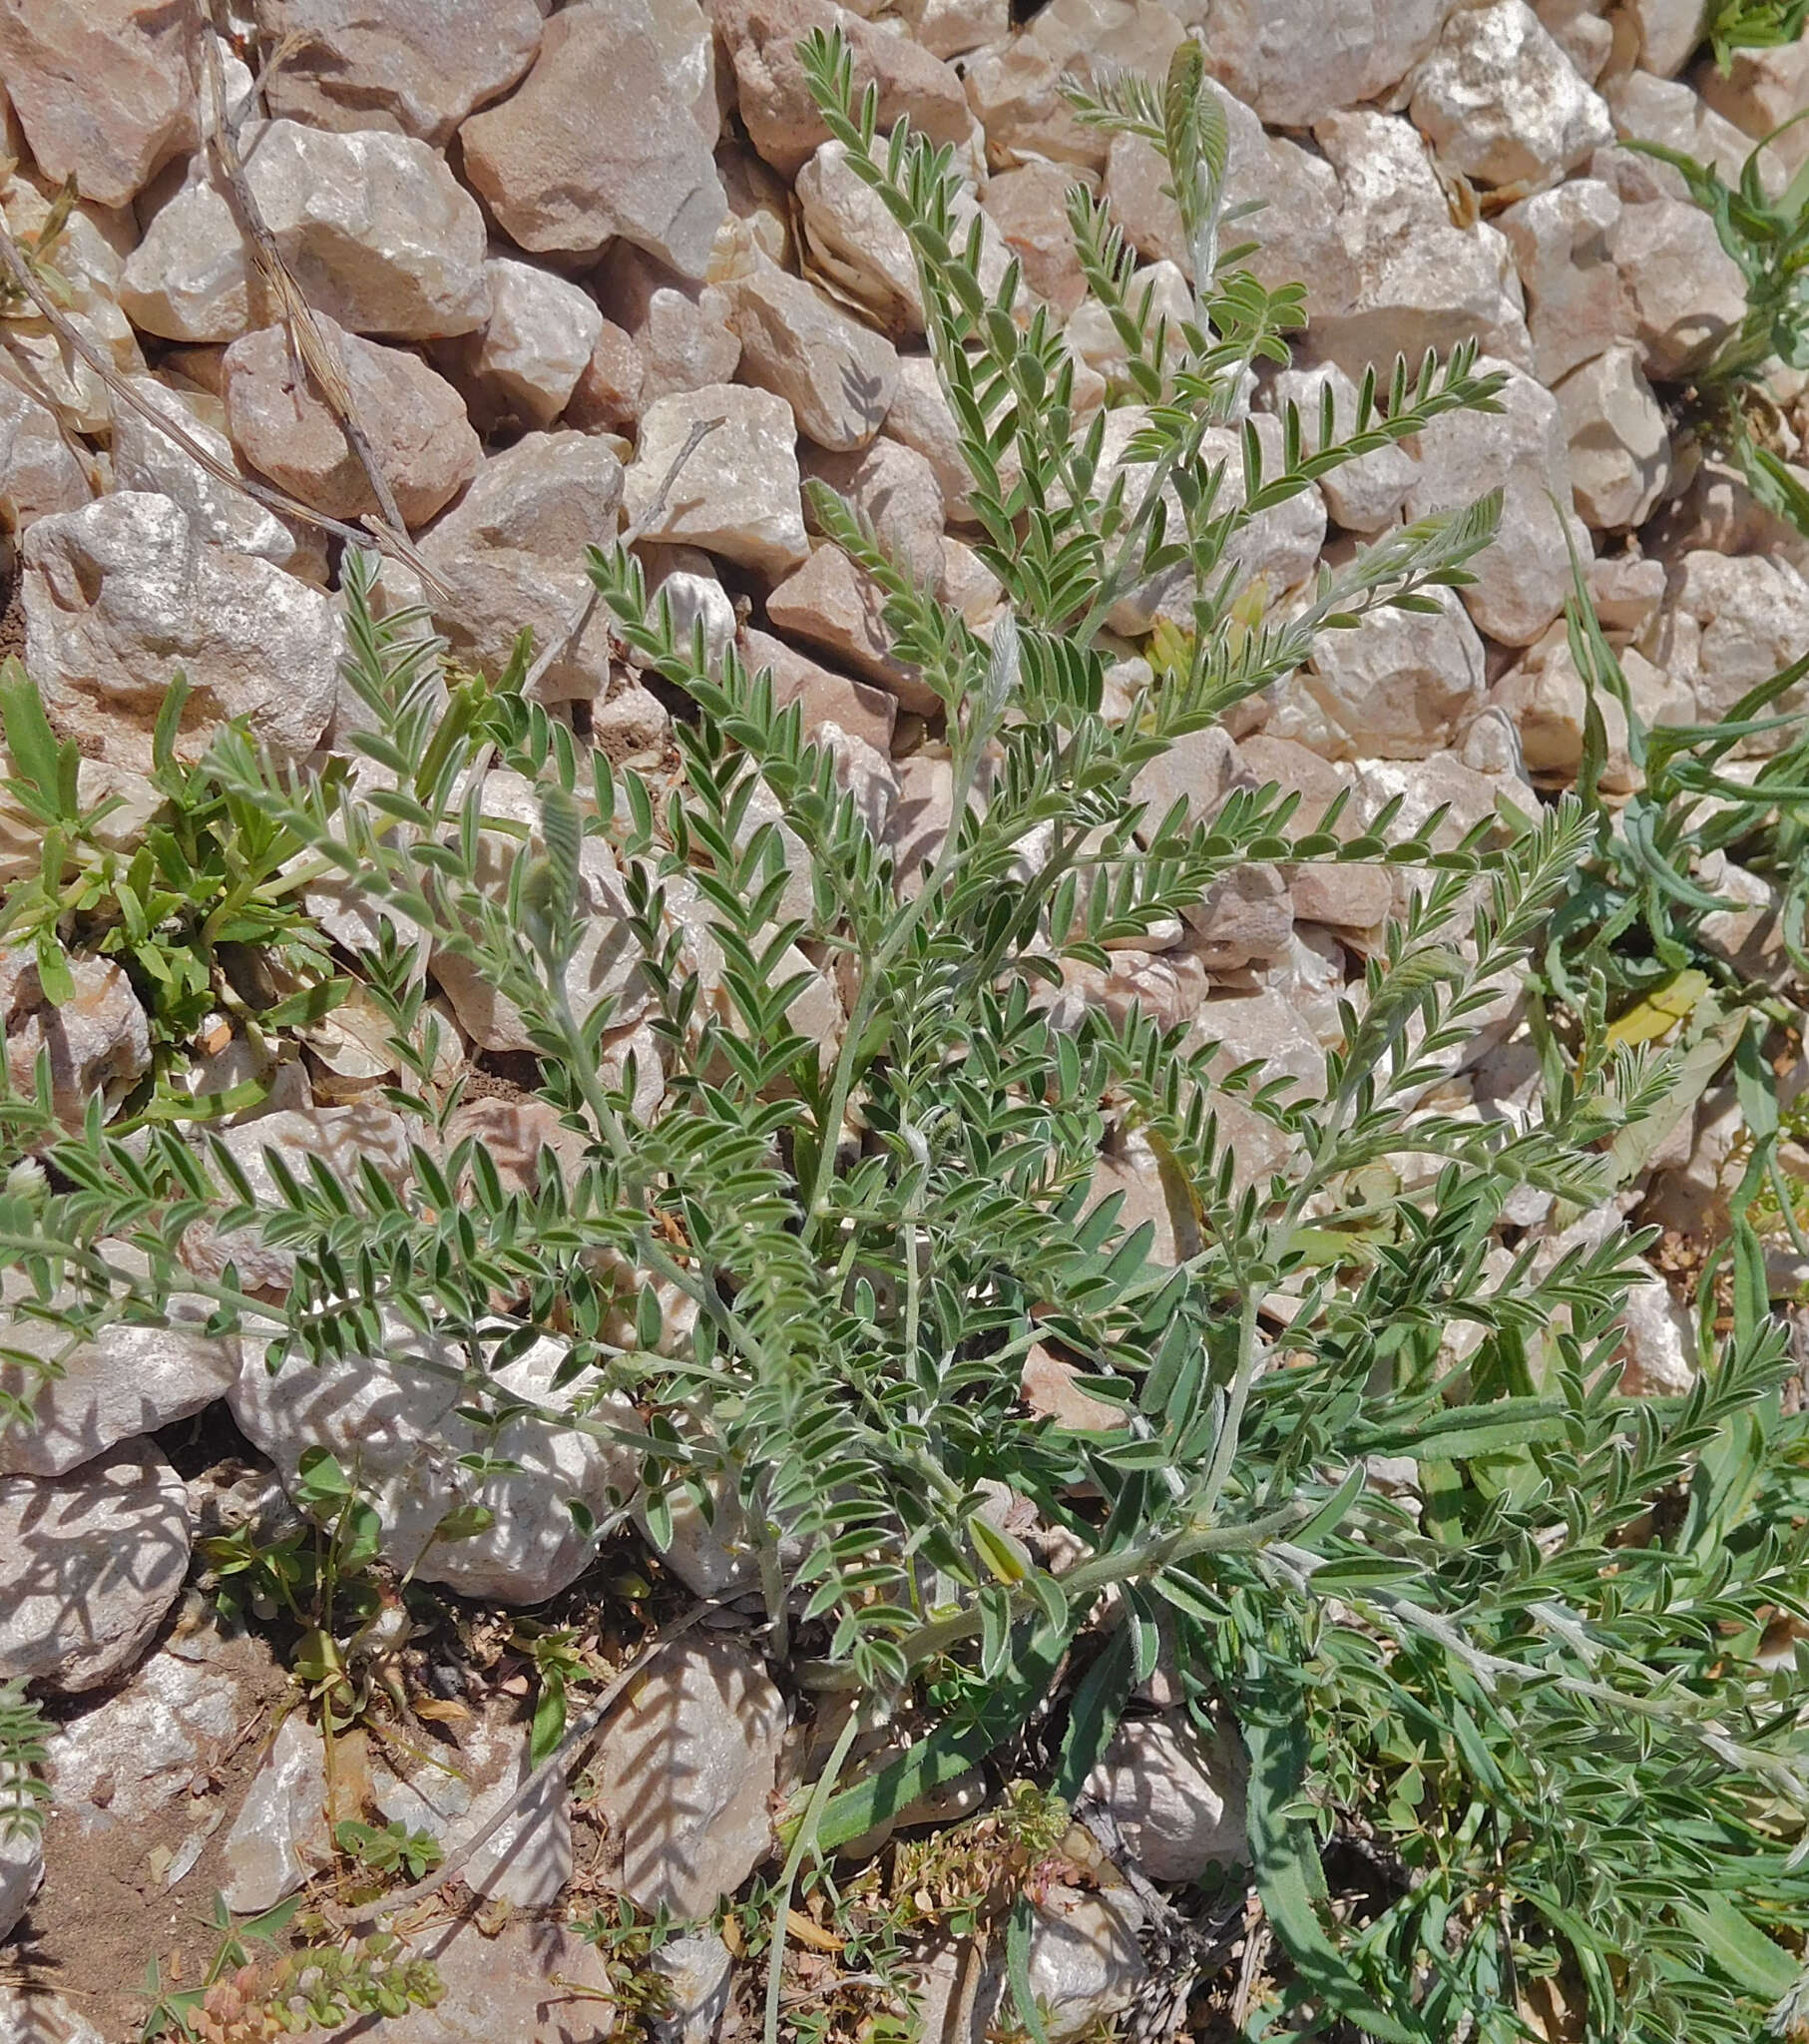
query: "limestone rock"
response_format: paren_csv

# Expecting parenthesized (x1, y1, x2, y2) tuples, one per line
(1403, 357, 1583, 646)
(227, 1309, 643, 1603)
(1236, 736, 1395, 930)
(0, 1292, 237, 1478)
(0, 372, 91, 526)
(110, 374, 313, 572)
(248, 120, 491, 339)
(1290, 588, 1489, 759)
(1616, 1275, 1697, 1395)
(1697, 40, 1809, 177)
(566, 318, 646, 432)
(588, 1639, 786, 1918)
(460, 0, 724, 277)
(964, 0, 1185, 170)
(435, 256, 603, 432)
(0, 1824, 41, 1943)
(1491, 628, 1688, 789)
(1021, 1343, 1122, 1430)
(651, 1932, 735, 2044)
(796, 139, 926, 335)
(1556, 343, 1669, 530)
(1263, 363, 1415, 534)
(0, 1990, 107, 2044)
(1309, 111, 1532, 376)
(1082, 1714, 1248, 1878)
(893, 0, 1007, 57)
(766, 544, 934, 712)
(1610, 198, 1748, 380)
(983, 159, 1094, 318)
(221, 1713, 330, 1914)
(1588, 550, 1666, 636)
(601, 247, 742, 408)
(1669, 551, 1809, 742)
(121, 178, 267, 344)
(1499, 178, 1624, 386)
(1195, 0, 1448, 129)
(1020, 1888, 1147, 2040)
(0, 946, 148, 1129)
(740, 626, 898, 753)
(224, 317, 478, 527)
(730, 256, 900, 452)
(317, 1918, 617, 2044)
(639, 546, 738, 677)
(452, 1718, 573, 1907)
(716, 0, 970, 180)
(418, 432, 624, 701)
(1410, 1, 1612, 193)
(0, 1440, 190, 1693)
(1625, 0, 1709, 75)
(883, 352, 993, 519)
(625, 385, 808, 577)
(47, 1637, 267, 1832)
(1184, 863, 1293, 970)
(0, 0, 197, 207)
(800, 437, 946, 588)
(1603, 69, 1776, 201)
(253, 0, 543, 146)
(23, 492, 340, 771)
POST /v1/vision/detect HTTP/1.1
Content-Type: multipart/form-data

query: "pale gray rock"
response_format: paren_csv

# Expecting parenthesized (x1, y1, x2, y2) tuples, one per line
(0, 0, 197, 207)
(587, 1639, 785, 1917)
(224, 316, 479, 526)
(651, 1931, 735, 2044)
(740, 626, 898, 753)
(418, 432, 624, 701)
(1616, 1274, 1697, 1394)
(1291, 588, 1489, 758)
(1536, 0, 1614, 79)
(604, 264, 741, 415)
(716, 0, 971, 180)
(227, 1309, 643, 1603)
(1697, 40, 1809, 176)
(626, 385, 808, 577)
(221, 1713, 330, 1914)
(240, 120, 491, 339)
(0, 1292, 238, 1478)
(1587, 550, 1666, 636)
(1499, 178, 1624, 386)
(47, 1641, 258, 1830)
(0, 1441, 190, 1693)
(565, 317, 646, 432)
(1130, 724, 1245, 835)
(639, 546, 738, 677)
(1491, 629, 1688, 789)
(1669, 551, 1809, 743)
(1603, 69, 1778, 201)
(1082, 1714, 1248, 1878)
(1610, 199, 1748, 380)
(1263, 363, 1415, 534)
(730, 256, 900, 453)
(906, 1885, 1145, 2044)
(0, 1990, 106, 2044)
(893, 0, 1007, 57)
(1403, 357, 1583, 646)
(984, 158, 1096, 319)
(453, 1718, 573, 1907)
(765, 544, 935, 712)
(964, 0, 1184, 169)
(0, 1824, 41, 1943)
(460, 0, 724, 277)
(1309, 111, 1532, 376)
(435, 256, 603, 432)
(1556, 343, 1670, 530)
(0, 947, 148, 1129)
(1184, 863, 1293, 970)
(796, 139, 927, 335)
(307, 1918, 616, 2044)
(1196, 0, 1449, 129)
(1410, 0, 1612, 193)
(0, 371, 91, 525)
(1624, 0, 1709, 74)
(22, 492, 341, 772)
(253, 0, 543, 146)
(883, 352, 990, 520)
(800, 437, 947, 588)
(121, 178, 266, 344)
(110, 374, 312, 572)
(1236, 736, 1395, 930)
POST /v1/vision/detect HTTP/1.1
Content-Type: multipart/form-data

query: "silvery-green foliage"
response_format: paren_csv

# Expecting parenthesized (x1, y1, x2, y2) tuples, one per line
(4, 36, 1809, 2044)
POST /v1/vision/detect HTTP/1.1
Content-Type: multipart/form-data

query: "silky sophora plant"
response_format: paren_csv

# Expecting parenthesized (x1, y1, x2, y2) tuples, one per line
(4, 33, 1808, 2044)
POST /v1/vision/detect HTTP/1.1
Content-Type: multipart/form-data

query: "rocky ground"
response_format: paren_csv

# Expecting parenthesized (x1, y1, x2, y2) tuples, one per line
(1, 0, 1807, 2039)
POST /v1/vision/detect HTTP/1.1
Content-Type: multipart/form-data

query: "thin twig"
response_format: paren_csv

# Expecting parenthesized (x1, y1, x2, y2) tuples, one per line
(339, 1601, 711, 1924)
(197, 17, 416, 548)
(0, 219, 429, 575)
